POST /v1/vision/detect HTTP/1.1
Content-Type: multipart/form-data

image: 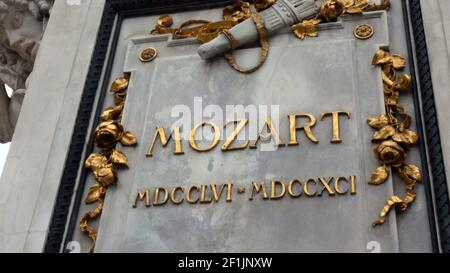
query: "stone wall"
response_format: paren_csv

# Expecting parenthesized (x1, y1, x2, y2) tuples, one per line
(0, 0, 105, 252)
(420, 0, 450, 200)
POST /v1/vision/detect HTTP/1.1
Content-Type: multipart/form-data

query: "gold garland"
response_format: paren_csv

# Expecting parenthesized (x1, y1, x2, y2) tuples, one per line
(368, 49, 422, 226)
(292, 0, 391, 39)
(80, 75, 138, 252)
(150, 0, 391, 73)
(150, 0, 273, 73)
(223, 12, 270, 74)
(150, 0, 258, 43)
(151, 0, 391, 43)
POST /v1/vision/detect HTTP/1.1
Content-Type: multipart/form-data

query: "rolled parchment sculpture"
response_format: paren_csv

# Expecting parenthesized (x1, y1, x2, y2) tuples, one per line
(198, 0, 322, 59)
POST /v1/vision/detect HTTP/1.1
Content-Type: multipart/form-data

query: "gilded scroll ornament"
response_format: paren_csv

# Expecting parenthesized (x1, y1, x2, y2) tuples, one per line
(80, 75, 137, 252)
(368, 49, 422, 226)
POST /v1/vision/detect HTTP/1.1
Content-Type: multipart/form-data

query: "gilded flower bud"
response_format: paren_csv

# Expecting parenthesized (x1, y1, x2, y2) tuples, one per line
(111, 77, 129, 93)
(94, 167, 117, 187)
(398, 164, 422, 185)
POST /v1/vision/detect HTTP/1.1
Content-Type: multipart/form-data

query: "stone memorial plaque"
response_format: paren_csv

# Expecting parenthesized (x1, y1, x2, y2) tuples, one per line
(84, 9, 400, 253)
(45, 0, 436, 254)
(3, 0, 450, 254)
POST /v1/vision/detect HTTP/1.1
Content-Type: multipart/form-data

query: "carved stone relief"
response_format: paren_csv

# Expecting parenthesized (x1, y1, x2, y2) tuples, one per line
(0, 0, 53, 143)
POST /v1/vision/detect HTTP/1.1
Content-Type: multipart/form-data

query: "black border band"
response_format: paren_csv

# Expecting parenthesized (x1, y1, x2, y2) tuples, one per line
(44, 0, 450, 253)
(406, 0, 450, 252)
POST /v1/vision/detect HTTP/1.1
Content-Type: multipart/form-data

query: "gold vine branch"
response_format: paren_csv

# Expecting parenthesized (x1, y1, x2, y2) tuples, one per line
(368, 49, 422, 226)
(80, 75, 138, 252)
(292, 0, 391, 39)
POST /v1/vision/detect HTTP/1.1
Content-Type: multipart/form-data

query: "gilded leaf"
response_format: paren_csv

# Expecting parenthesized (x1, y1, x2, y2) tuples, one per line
(101, 105, 123, 121)
(354, 0, 369, 7)
(369, 166, 390, 185)
(338, 0, 354, 8)
(120, 131, 138, 146)
(85, 184, 105, 204)
(111, 150, 128, 166)
(85, 153, 108, 170)
(392, 130, 418, 145)
(398, 115, 412, 132)
(367, 114, 389, 129)
(365, 0, 390, 11)
(372, 49, 392, 65)
(292, 19, 320, 39)
(254, 0, 275, 11)
(392, 54, 406, 70)
(223, 0, 251, 23)
(403, 129, 419, 144)
(344, 0, 369, 14)
(373, 125, 395, 141)
(392, 133, 407, 145)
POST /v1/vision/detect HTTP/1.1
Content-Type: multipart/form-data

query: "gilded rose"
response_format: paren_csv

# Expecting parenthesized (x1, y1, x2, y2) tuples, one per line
(374, 140, 406, 166)
(319, 0, 344, 22)
(95, 121, 123, 148)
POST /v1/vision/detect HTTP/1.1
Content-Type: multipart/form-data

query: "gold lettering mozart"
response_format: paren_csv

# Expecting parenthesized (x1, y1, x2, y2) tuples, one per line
(146, 110, 351, 156)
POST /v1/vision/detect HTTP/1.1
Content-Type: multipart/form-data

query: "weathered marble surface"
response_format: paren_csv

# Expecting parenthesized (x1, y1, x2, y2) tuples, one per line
(0, 0, 105, 252)
(75, 5, 432, 253)
(0, 0, 438, 253)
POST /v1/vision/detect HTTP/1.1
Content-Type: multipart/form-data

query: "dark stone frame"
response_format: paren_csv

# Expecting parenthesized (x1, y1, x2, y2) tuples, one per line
(403, 0, 450, 252)
(43, 0, 450, 253)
